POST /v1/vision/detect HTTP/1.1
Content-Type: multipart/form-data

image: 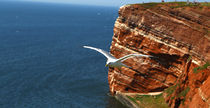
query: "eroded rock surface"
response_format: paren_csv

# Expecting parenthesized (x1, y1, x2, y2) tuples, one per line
(108, 3, 210, 108)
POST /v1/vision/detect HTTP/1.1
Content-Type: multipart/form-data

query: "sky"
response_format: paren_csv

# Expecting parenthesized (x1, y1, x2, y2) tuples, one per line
(7, 0, 210, 7)
(19, 0, 151, 7)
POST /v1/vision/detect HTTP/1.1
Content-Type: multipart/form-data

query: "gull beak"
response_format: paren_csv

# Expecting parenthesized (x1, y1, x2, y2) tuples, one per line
(105, 64, 108, 67)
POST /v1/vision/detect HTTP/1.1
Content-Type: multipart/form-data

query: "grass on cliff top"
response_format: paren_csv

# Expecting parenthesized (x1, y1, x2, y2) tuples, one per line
(169, 2, 210, 8)
(200, 2, 210, 7)
(127, 93, 169, 108)
(130, 2, 210, 9)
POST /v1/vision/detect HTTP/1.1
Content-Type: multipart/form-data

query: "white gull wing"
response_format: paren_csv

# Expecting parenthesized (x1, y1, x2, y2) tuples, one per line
(116, 54, 152, 62)
(83, 46, 116, 60)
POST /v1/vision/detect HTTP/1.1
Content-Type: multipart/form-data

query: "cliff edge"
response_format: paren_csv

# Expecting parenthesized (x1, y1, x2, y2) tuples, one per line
(108, 2, 210, 108)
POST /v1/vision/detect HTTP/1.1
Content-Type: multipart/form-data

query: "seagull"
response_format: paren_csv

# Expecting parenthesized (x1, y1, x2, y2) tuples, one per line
(83, 46, 152, 69)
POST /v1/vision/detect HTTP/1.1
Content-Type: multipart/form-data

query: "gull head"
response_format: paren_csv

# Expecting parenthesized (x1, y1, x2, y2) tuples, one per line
(105, 60, 113, 67)
(105, 61, 111, 67)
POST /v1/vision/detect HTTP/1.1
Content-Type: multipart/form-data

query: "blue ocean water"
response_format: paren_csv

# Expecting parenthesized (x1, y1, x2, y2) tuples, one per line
(0, 1, 127, 108)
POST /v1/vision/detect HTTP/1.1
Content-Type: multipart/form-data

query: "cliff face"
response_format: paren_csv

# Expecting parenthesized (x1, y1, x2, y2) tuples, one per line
(108, 3, 210, 107)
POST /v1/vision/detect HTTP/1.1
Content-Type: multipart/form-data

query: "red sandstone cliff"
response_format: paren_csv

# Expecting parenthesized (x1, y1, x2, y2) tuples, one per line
(108, 2, 210, 108)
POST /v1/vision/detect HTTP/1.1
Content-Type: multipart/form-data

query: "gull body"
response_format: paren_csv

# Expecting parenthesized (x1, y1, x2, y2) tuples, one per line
(83, 46, 152, 68)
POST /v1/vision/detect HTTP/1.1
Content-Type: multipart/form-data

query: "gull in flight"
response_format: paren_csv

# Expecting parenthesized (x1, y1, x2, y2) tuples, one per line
(83, 46, 152, 68)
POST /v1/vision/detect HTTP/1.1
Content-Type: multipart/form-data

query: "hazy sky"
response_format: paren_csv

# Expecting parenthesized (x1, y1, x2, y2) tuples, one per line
(13, 0, 210, 7)
(19, 0, 151, 7)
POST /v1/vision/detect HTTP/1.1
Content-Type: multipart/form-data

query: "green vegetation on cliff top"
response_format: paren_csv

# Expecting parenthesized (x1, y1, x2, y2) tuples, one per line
(128, 2, 210, 9)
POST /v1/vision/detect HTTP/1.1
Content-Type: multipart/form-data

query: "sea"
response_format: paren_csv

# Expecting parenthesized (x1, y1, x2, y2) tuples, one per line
(0, 1, 128, 108)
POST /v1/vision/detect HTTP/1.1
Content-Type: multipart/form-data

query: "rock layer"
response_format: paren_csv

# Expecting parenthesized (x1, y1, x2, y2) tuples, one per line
(108, 3, 210, 107)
